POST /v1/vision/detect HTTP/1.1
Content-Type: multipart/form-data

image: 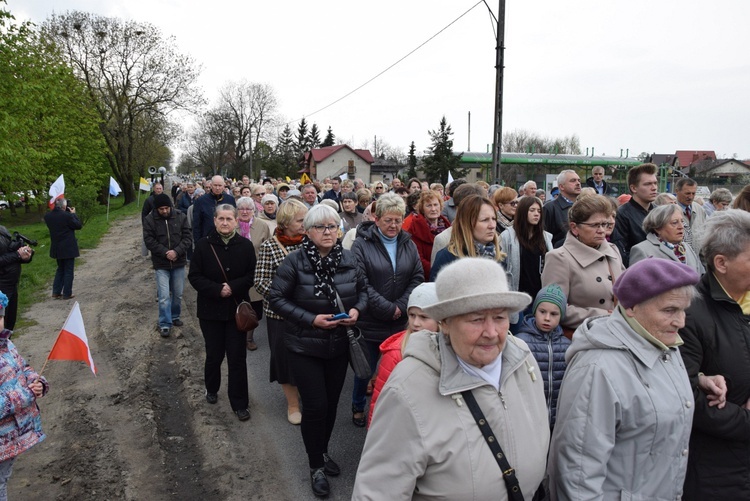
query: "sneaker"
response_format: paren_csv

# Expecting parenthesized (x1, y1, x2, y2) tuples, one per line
(235, 408, 250, 421)
(160, 327, 171, 338)
(310, 467, 329, 497)
(323, 453, 340, 477)
(205, 391, 218, 404)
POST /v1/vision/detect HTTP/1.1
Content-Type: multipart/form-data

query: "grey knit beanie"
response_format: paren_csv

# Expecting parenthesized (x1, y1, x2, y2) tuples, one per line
(532, 284, 567, 319)
(407, 283, 438, 311)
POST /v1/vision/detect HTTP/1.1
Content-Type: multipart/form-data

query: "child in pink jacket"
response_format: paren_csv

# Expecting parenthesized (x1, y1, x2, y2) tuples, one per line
(368, 283, 439, 428)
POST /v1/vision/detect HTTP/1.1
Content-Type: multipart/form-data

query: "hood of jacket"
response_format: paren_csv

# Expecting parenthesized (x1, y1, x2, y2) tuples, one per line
(379, 330, 406, 355)
(403, 329, 536, 396)
(566, 309, 668, 370)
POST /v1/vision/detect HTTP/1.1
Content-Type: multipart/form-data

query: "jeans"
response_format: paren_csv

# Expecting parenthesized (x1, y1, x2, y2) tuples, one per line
(52, 258, 75, 297)
(0, 457, 15, 501)
(155, 267, 185, 328)
(288, 350, 349, 469)
(351, 339, 381, 413)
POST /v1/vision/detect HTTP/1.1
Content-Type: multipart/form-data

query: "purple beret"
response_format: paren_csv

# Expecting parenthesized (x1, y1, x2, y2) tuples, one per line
(613, 258, 700, 309)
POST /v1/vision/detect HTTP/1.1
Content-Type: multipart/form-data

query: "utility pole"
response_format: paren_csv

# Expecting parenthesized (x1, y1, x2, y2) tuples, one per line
(468, 111, 471, 151)
(491, 0, 506, 183)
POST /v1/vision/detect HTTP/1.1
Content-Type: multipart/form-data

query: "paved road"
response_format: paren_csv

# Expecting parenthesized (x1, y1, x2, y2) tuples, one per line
(244, 319, 368, 500)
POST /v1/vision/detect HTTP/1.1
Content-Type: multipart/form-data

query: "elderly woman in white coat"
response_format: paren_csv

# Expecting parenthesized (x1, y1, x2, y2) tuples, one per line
(629, 203, 705, 275)
(548, 259, 726, 500)
(541, 195, 624, 333)
(353, 258, 549, 500)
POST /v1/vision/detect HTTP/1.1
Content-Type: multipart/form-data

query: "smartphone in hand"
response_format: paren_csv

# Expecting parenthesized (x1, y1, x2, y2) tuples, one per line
(331, 313, 350, 320)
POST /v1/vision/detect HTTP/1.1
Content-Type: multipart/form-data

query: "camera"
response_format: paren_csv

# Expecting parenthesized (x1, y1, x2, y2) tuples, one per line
(9, 232, 37, 255)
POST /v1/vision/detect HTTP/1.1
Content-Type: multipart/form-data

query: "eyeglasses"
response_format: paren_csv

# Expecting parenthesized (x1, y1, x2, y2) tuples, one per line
(380, 218, 403, 226)
(311, 224, 338, 233)
(375, 186, 384, 190)
(577, 222, 614, 230)
(506, 200, 519, 207)
(252, 193, 264, 197)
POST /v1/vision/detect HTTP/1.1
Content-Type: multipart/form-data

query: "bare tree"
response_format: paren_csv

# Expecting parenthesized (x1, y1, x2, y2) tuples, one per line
(216, 80, 279, 179)
(41, 11, 203, 202)
(187, 109, 234, 176)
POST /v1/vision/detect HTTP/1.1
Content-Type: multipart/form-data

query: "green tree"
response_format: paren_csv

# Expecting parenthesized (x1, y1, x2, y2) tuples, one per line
(321, 126, 335, 147)
(41, 11, 203, 204)
(275, 125, 297, 178)
(405, 141, 418, 179)
(295, 118, 310, 159)
(309, 123, 321, 149)
(0, 2, 107, 215)
(421, 116, 467, 184)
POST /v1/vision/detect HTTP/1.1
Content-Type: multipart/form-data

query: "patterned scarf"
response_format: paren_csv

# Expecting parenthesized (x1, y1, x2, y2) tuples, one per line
(275, 226, 304, 247)
(427, 216, 447, 236)
(473, 242, 497, 259)
(302, 236, 343, 308)
(662, 239, 687, 263)
(238, 214, 255, 240)
(497, 210, 513, 230)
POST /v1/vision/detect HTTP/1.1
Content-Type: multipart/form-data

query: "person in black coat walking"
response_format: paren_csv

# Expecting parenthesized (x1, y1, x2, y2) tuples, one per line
(192, 176, 235, 243)
(349, 193, 423, 427)
(188, 204, 255, 422)
(44, 198, 82, 299)
(268, 204, 367, 498)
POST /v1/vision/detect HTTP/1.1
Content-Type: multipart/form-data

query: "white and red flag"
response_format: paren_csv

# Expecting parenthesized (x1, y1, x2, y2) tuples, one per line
(48, 174, 65, 208)
(47, 302, 97, 375)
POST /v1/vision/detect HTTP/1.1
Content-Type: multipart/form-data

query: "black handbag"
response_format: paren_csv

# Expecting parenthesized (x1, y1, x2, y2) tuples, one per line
(461, 390, 548, 501)
(335, 291, 371, 379)
(209, 244, 259, 331)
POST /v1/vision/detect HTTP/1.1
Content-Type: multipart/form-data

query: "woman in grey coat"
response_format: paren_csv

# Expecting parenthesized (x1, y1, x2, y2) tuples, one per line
(630, 203, 705, 275)
(548, 258, 726, 500)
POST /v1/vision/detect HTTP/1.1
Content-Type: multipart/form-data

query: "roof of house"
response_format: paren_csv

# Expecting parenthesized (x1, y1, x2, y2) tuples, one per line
(674, 150, 716, 169)
(305, 145, 374, 164)
(648, 153, 677, 166)
(693, 158, 750, 175)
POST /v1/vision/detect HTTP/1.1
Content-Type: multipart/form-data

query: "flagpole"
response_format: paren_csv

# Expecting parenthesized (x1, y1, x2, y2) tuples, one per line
(38, 302, 78, 377)
(107, 193, 111, 221)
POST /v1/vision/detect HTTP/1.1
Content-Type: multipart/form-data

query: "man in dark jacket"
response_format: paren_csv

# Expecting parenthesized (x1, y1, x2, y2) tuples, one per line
(611, 163, 658, 267)
(44, 198, 82, 299)
(585, 166, 612, 195)
(321, 176, 342, 206)
(0, 225, 33, 329)
(544, 170, 581, 248)
(349, 194, 424, 425)
(192, 175, 235, 243)
(141, 182, 164, 222)
(143, 193, 193, 337)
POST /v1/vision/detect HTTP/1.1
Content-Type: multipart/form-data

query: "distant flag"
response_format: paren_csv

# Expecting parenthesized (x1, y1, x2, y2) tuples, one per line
(285, 176, 292, 182)
(139, 177, 151, 191)
(447, 171, 455, 186)
(47, 302, 97, 375)
(109, 177, 122, 196)
(48, 174, 65, 208)
(300, 172, 312, 185)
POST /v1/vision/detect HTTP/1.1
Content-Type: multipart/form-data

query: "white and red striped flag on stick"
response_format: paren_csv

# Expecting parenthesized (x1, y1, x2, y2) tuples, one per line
(42, 302, 97, 375)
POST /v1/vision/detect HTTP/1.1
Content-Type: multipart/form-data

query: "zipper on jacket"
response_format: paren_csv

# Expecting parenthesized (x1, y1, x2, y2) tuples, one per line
(498, 391, 507, 409)
(547, 335, 553, 423)
(165, 218, 173, 269)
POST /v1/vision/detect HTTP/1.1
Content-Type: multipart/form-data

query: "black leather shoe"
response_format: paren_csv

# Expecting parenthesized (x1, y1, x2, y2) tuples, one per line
(323, 453, 340, 477)
(310, 467, 329, 497)
(235, 408, 250, 421)
(172, 319, 183, 327)
(205, 391, 218, 404)
(352, 405, 366, 428)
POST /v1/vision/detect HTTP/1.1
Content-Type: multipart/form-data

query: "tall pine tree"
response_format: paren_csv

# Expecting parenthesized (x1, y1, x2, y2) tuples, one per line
(406, 141, 418, 178)
(309, 123, 321, 149)
(421, 116, 467, 184)
(294, 118, 310, 159)
(321, 126, 335, 147)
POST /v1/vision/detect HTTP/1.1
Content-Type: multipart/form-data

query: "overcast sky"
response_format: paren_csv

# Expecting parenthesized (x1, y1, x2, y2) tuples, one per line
(14, 0, 750, 160)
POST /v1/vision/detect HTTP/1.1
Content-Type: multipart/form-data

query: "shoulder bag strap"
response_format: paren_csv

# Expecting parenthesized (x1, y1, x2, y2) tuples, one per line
(461, 390, 525, 501)
(273, 235, 290, 256)
(209, 243, 239, 306)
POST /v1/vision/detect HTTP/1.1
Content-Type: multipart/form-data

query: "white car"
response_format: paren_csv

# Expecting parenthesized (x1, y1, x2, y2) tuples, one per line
(0, 200, 9, 210)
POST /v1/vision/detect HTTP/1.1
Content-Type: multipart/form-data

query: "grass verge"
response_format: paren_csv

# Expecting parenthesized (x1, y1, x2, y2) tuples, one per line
(1, 197, 141, 331)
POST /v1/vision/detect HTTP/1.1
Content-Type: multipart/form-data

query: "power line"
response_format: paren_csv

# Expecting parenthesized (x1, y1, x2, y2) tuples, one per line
(286, 1, 483, 127)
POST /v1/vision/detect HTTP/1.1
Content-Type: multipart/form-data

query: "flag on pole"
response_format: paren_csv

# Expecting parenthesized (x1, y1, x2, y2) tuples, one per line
(300, 172, 312, 185)
(285, 176, 292, 182)
(447, 171, 455, 186)
(47, 302, 97, 375)
(48, 174, 65, 208)
(109, 177, 122, 196)
(139, 177, 151, 191)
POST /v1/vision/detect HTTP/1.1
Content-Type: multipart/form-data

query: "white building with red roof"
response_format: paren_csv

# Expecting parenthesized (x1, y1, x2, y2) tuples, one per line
(303, 145, 374, 182)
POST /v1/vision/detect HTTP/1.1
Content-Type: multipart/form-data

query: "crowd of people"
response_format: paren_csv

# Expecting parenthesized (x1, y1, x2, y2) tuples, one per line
(1, 166, 748, 499)
(150, 170, 750, 499)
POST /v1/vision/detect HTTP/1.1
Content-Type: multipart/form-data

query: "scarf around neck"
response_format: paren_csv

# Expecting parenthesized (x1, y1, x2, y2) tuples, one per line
(275, 227, 304, 247)
(302, 236, 343, 308)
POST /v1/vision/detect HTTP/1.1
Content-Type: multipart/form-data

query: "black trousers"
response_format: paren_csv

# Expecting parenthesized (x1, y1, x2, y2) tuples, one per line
(199, 318, 249, 411)
(2, 289, 18, 332)
(287, 350, 349, 469)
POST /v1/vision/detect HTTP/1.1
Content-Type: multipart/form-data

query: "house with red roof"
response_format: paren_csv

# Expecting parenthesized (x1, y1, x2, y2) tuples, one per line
(674, 150, 717, 174)
(303, 145, 374, 182)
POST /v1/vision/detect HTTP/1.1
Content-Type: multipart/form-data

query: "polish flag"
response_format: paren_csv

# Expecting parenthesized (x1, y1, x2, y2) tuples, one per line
(48, 174, 65, 208)
(48, 302, 97, 375)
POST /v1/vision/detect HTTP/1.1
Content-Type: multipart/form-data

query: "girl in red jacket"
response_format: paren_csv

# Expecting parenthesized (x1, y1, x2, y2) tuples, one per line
(367, 283, 439, 427)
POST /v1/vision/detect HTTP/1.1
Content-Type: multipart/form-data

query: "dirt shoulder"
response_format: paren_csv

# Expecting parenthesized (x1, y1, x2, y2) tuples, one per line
(9, 214, 285, 500)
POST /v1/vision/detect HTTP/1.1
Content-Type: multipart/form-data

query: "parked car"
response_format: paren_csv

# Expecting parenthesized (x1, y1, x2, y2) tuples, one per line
(0, 199, 9, 210)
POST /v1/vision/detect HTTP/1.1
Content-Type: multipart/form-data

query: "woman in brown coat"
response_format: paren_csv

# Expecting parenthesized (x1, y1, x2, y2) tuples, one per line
(541, 195, 624, 332)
